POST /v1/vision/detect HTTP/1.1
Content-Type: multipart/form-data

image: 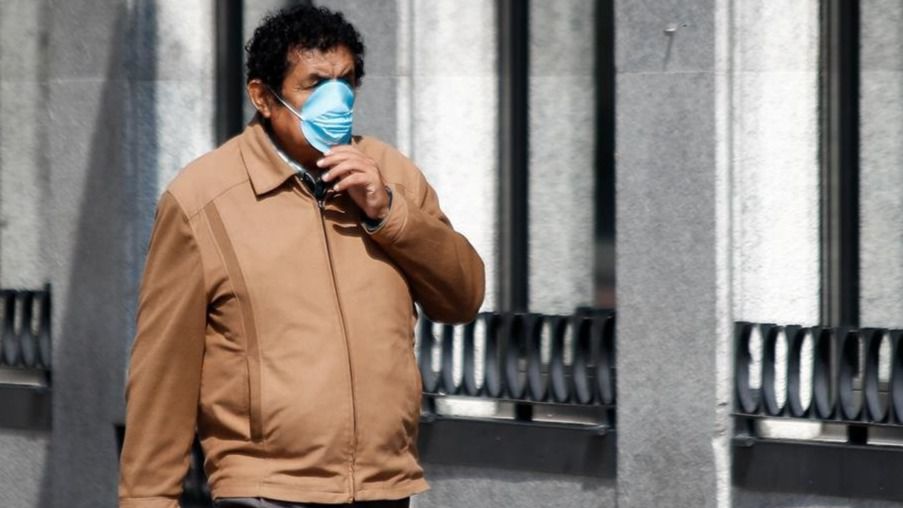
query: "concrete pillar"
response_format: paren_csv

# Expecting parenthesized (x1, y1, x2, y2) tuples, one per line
(614, 1, 730, 505)
(729, 0, 821, 327)
(860, 0, 903, 328)
(616, 0, 823, 506)
(528, 0, 597, 315)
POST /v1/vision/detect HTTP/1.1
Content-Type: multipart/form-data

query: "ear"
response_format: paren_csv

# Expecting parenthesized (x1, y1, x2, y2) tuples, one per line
(247, 79, 274, 119)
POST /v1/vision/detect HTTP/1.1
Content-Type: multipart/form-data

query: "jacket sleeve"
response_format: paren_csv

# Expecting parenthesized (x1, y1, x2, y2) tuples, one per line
(118, 190, 207, 508)
(362, 148, 486, 324)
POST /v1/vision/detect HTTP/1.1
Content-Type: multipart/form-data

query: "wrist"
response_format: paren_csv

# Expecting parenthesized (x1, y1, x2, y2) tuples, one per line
(362, 186, 393, 230)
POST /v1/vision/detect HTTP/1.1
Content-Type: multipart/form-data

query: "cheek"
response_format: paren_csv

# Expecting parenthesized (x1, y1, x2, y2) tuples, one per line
(272, 113, 308, 147)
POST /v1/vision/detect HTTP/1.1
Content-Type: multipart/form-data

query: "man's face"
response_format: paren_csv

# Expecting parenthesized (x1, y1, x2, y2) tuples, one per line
(253, 44, 356, 168)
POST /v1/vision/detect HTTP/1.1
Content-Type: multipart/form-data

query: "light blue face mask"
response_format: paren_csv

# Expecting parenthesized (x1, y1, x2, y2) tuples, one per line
(269, 79, 355, 153)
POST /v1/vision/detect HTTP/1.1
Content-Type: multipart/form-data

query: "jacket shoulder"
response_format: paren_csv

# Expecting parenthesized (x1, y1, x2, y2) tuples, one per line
(161, 137, 249, 218)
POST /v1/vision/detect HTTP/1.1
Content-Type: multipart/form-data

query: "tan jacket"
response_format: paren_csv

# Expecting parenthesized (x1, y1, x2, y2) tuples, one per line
(118, 116, 486, 507)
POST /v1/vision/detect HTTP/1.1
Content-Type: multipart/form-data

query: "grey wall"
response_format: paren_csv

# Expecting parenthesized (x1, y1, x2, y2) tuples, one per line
(729, 0, 820, 327)
(528, 0, 596, 315)
(0, 0, 52, 506)
(0, 1, 214, 507)
(419, 464, 614, 508)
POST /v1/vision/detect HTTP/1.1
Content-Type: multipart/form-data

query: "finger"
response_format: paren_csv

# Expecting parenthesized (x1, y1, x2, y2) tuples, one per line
(323, 144, 360, 155)
(317, 145, 367, 162)
(317, 153, 375, 175)
(332, 173, 374, 193)
(315, 150, 356, 169)
(322, 159, 377, 182)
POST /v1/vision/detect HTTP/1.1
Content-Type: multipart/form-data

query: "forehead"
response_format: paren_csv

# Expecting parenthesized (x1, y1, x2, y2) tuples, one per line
(285, 45, 354, 78)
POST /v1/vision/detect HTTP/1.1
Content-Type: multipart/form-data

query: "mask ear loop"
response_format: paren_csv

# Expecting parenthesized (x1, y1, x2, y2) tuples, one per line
(266, 85, 305, 121)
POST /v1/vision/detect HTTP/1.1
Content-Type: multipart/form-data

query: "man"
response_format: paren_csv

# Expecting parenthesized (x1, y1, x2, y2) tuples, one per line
(118, 5, 485, 508)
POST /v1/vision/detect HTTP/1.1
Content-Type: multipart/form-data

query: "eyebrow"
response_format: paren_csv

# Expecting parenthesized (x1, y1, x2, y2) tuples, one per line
(306, 68, 354, 83)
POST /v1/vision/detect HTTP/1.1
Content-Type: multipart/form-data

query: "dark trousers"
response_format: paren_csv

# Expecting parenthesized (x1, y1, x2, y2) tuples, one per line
(213, 497, 411, 508)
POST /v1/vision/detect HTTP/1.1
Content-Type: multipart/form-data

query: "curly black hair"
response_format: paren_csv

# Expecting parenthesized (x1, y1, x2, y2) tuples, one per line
(245, 4, 366, 92)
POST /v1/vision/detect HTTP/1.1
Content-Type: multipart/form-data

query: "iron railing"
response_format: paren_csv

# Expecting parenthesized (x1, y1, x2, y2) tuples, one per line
(734, 321, 903, 444)
(0, 284, 52, 430)
(417, 309, 616, 432)
(0, 285, 52, 372)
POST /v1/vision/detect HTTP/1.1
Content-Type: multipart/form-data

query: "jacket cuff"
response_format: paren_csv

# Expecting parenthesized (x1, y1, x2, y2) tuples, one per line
(361, 185, 393, 232)
(361, 182, 408, 240)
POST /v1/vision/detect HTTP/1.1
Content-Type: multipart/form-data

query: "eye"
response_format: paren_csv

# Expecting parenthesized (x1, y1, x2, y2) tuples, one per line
(299, 78, 322, 90)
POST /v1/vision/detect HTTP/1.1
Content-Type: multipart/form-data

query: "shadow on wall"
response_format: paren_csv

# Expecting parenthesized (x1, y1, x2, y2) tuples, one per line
(42, 1, 158, 506)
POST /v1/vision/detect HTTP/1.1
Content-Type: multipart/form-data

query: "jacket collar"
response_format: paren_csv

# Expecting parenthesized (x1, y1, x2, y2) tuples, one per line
(238, 113, 299, 196)
(238, 113, 363, 197)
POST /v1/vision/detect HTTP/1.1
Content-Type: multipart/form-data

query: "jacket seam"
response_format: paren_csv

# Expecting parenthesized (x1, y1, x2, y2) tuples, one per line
(214, 477, 425, 493)
(212, 480, 349, 495)
(202, 200, 267, 452)
(357, 485, 422, 491)
(255, 481, 348, 493)
(182, 178, 250, 221)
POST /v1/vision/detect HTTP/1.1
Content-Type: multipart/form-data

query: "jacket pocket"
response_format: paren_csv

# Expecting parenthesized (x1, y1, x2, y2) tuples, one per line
(404, 343, 423, 455)
(407, 339, 422, 409)
(204, 201, 264, 443)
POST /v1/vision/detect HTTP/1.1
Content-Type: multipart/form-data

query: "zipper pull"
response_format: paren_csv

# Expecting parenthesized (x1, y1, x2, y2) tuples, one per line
(314, 178, 332, 211)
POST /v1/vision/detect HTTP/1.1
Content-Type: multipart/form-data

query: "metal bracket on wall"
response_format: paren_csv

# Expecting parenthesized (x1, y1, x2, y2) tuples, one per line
(0, 383, 51, 431)
(417, 415, 615, 479)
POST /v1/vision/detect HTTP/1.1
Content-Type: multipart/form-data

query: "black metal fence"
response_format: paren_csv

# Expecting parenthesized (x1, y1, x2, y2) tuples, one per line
(0, 285, 52, 371)
(734, 321, 903, 438)
(417, 309, 615, 429)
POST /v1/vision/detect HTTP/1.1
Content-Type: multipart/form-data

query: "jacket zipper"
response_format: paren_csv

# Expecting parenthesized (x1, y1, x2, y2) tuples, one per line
(296, 175, 358, 502)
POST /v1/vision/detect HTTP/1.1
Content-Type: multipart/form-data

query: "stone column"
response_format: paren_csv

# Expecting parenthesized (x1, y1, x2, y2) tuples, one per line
(615, 1, 731, 506)
(860, 0, 903, 328)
